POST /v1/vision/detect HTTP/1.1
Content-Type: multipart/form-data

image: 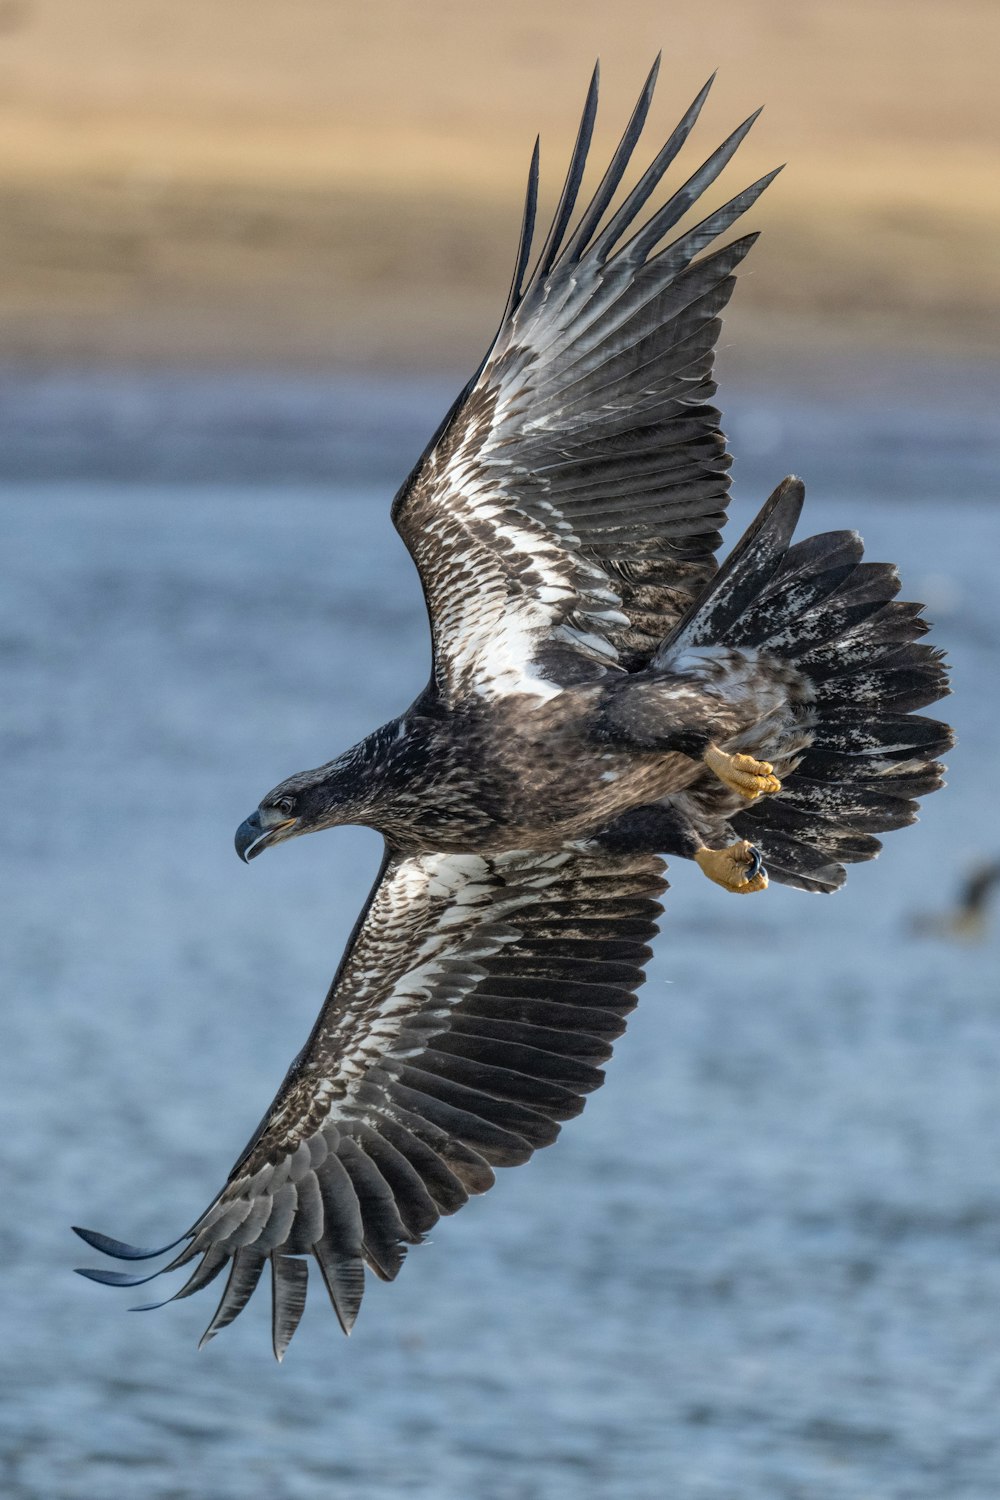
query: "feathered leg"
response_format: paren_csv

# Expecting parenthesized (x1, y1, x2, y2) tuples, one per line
(591, 801, 768, 895)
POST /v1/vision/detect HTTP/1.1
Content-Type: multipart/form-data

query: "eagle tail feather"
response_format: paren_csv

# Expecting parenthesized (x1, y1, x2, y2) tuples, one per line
(666, 478, 954, 893)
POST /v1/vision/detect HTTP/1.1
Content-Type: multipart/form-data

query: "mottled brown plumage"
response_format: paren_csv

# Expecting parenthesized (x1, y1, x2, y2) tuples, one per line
(76, 60, 952, 1358)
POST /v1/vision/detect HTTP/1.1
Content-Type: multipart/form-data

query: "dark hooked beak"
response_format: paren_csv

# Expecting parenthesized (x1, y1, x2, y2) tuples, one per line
(234, 810, 298, 863)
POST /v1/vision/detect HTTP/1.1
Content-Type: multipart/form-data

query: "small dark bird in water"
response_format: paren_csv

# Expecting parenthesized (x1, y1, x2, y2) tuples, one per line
(911, 861, 999, 941)
(76, 59, 953, 1359)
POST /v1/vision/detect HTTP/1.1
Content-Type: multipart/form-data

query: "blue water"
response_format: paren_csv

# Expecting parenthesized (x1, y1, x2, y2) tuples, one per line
(1, 367, 998, 1499)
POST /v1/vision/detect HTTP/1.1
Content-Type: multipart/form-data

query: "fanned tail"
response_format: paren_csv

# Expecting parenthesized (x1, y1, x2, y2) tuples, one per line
(663, 477, 953, 892)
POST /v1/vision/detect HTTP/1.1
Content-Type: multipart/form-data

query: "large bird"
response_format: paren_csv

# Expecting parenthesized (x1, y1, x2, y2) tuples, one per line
(76, 59, 953, 1358)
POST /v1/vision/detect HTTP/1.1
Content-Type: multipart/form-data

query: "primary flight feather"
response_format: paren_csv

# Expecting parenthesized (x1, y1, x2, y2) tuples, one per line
(76, 58, 952, 1360)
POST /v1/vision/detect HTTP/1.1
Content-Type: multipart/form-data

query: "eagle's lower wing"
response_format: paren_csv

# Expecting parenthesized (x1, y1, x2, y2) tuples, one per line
(76, 846, 665, 1358)
(392, 58, 779, 700)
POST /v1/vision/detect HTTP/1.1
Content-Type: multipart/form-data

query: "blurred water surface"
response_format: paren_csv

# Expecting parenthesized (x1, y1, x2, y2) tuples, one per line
(1, 367, 998, 1500)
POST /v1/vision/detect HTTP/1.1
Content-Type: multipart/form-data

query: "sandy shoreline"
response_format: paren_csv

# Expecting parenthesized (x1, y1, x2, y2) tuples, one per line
(0, 0, 995, 369)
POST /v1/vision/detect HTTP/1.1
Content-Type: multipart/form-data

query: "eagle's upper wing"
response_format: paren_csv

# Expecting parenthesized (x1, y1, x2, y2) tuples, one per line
(76, 846, 665, 1358)
(392, 58, 779, 700)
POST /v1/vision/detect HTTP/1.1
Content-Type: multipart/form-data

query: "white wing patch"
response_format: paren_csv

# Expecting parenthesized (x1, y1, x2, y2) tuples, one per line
(387, 66, 780, 703)
(402, 379, 627, 703)
(320, 850, 573, 1098)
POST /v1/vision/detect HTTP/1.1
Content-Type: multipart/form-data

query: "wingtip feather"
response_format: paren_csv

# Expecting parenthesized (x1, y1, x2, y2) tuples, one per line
(74, 1265, 164, 1288)
(72, 1225, 185, 1260)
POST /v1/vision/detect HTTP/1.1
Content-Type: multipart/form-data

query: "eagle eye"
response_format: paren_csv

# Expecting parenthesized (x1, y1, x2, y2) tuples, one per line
(271, 795, 295, 816)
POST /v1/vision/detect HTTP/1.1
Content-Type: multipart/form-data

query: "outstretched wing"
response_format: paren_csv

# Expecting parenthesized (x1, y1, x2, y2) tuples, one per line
(393, 58, 780, 701)
(76, 846, 665, 1358)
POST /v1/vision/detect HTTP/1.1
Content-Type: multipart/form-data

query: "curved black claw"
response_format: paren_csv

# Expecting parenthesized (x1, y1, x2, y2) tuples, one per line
(745, 844, 764, 881)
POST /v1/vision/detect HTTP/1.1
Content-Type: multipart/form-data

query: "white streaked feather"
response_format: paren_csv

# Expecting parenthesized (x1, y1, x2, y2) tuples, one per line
(401, 375, 625, 702)
(330, 850, 559, 1092)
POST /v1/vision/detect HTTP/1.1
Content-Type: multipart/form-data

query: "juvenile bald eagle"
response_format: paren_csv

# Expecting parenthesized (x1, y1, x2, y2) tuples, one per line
(76, 59, 952, 1358)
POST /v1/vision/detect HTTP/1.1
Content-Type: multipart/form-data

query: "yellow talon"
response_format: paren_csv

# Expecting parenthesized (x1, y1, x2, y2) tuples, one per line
(704, 743, 782, 800)
(695, 841, 769, 894)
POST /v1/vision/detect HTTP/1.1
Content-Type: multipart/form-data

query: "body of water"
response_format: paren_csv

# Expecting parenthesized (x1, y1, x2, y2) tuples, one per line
(1, 366, 998, 1499)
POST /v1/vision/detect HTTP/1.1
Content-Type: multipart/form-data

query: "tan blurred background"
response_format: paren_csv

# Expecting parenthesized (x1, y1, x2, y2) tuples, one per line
(0, 0, 996, 370)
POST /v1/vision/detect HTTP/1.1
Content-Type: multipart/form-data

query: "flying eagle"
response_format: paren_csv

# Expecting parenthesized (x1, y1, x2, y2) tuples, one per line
(76, 59, 952, 1359)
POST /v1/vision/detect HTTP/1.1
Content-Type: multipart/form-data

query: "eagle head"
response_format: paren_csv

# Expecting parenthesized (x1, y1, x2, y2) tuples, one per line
(234, 738, 383, 862)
